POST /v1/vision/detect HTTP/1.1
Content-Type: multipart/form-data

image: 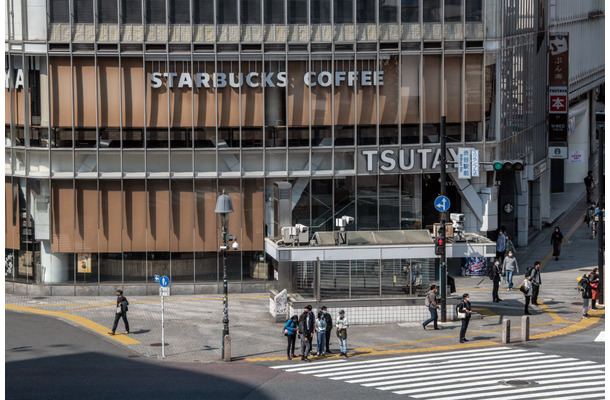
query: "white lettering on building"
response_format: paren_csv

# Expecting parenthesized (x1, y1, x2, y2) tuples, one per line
(363, 148, 460, 172)
(5, 69, 24, 89)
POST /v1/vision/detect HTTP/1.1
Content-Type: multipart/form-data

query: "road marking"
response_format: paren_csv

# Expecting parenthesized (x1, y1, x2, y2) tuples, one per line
(271, 347, 605, 399)
(594, 331, 605, 341)
(6, 304, 140, 345)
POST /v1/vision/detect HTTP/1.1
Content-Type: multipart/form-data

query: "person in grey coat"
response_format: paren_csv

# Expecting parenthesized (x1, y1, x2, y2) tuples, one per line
(422, 285, 440, 330)
(502, 251, 519, 290)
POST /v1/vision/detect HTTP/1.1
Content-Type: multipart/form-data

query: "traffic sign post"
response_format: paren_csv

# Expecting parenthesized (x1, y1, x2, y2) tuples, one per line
(159, 276, 170, 359)
(439, 116, 448, 323)
(434, 196, 451, 213)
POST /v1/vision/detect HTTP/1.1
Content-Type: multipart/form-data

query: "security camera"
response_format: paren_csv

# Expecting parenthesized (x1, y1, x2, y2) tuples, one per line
(295, 223, 308, 233)
(232, 241, 239, 250)
(342, 216, 354, 224)
(450, 213, 464, 223)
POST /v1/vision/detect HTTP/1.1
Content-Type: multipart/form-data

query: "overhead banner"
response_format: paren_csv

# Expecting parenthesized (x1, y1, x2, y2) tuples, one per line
(548, 34, 569, 143)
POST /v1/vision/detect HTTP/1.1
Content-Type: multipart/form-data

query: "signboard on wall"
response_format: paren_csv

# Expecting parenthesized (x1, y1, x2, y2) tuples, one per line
(78, 253, 92, 273)
(548, 146, 568, 159)
(548, 34, 569, 144)
(569, 151, 584, 163)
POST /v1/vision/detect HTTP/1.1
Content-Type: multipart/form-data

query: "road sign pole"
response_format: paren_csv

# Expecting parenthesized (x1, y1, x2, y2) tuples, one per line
(161, 293, 165, 359)
(440, 116, 447, 323)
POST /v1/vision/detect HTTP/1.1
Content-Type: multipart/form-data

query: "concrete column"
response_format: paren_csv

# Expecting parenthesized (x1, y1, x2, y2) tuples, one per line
(502, 319, 511, 344)
(521, 315, 530, 341)
(516, 173, 529, 247)
(223, 334, 231, 361)
(540, 166, 551, 223)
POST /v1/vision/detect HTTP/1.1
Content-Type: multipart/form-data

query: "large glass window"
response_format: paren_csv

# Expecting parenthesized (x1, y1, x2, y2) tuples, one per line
(334, 0, 353, 23)
(357, 176, 377, 230)
(288, 0, 308, 24)
(444, 55, 462, 142)
(401, 55, 420, 144)
(193, 0, 215, 24)
(379, 55, 399, 145)
(444, 0, 462, 22)
(422, 55, 441, 143)
(50, 0, 70, 23)
(357, 0, 376, 23)
(169, 0, 191, 24)
(465, 0, 482, 21)
(401, 174, 422, 229)
(423, 0, 441, 22)
(379, 0, 398, 23)
(465, 54, 483, 141)
(356, 57, 377, 146)
(264, 60, 287, 147)
(74, 0, 94, 23)
(402, 0, 419, 23)
(311, 0, 331, 24)
(241, 0, 262, 24)
(217, 0, 238, 24)
(310, 59, 332, 147)
(98, 0, 118, 23)
(311, 179, 333, 233)
(265, 0, 285, 24)
(122, 0, 142, 24)
(334, 57, 355, 146)
(335, 176, 355, 228)
(145, 0, 166, 24)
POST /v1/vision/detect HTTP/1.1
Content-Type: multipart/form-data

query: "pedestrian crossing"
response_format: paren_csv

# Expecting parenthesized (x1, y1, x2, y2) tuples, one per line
(271, 347, 606, 399)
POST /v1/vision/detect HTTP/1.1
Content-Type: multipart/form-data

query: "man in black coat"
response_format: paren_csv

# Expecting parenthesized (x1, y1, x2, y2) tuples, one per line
(298, 305, 314, 361)
(109, 289, 130, 335)
(530, 261, 542, 305)
(491, 259, 503, 303)
(320, 306, 333, 354)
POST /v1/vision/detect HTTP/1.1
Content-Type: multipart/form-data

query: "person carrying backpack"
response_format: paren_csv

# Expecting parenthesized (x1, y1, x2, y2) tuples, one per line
(580, 274, 593, 317)
(284, 315, 298, 360)
(298, 305, 314, 361)
(108, 289, 130, 335)
(457, 293, 472, 343)
(422, 284, 440, 330)
(320, 306, 333, 354)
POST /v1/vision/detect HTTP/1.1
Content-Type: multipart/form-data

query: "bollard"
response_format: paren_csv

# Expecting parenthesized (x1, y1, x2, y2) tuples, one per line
(224, 334, 231, 362)
(521, 315, 530, 342)
(502, 319, 511, 344)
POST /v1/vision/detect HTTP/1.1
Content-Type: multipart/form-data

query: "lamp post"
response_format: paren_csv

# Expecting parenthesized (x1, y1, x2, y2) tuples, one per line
(215, 189, 234, 361)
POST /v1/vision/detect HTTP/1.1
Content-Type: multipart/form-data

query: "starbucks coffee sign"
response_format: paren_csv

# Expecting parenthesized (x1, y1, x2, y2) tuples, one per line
(150, 70, 384, 89)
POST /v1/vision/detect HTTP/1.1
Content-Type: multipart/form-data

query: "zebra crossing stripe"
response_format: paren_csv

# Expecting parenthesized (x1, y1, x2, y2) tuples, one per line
(322, 353, 560, 381)
(270, 346, 508, 371)
(351, 356, 569, 384)
(391, 371, 605, 395)
(374, 365, 600, 391)
(519, 392, 606, 400)
(411, 379, 603, 399)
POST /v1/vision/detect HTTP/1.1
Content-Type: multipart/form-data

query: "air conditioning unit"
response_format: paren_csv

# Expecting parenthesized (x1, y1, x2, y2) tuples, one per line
(280, 224, 309, 244)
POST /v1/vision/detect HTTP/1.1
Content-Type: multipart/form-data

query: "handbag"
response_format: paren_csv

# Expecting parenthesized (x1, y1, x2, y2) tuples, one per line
(116, 306, 122, 314)
(456, 303, 466, 319)
(519, 284, 528, 294)
(500, 276, 506, 285)
(283, 329, 289, 336)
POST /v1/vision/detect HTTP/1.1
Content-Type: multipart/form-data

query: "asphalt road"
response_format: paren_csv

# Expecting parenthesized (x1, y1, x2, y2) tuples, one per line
(5, 310, 401, 400)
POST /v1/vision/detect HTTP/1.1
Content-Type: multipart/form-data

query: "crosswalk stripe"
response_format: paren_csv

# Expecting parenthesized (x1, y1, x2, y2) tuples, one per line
(594, 331, 604, 341)
(390, 371, 605, 395)
(269, 347, 605, 399)
(415, 380, 600, 399)
(327, 354, 568, 381)
(374, 366, 602, 391)
(271, 346, 509, 371)
(308, 350, 533, 377)
(351, 356, 569, 384)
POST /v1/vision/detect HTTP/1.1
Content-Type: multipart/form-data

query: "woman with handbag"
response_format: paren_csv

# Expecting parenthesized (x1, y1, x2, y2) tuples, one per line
(284, 315, 298, 360)
(589, 268, 599, 310)
(520, 275, 533, 315)
(457, 294, 472, 343)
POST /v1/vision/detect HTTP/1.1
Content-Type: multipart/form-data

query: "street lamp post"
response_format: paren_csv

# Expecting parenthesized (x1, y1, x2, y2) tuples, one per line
(215, 189, 234, 361)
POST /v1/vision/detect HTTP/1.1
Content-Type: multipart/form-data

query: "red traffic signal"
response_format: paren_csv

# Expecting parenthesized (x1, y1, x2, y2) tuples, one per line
(435, 237, 446, 256)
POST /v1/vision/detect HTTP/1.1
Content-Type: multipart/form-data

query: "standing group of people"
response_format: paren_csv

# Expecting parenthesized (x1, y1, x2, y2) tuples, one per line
(580, 268, 600, 318)
(284, 305, 349, 361)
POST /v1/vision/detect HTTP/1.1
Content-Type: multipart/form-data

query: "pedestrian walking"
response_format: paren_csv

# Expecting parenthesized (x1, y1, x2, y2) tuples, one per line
(457, 293, 472, 343)
(496, 228, 506, 262)
(579, 274, 593, 318)
(320, 306, 333, 354)
(315, 311, 327, 356)
(502, 251, 519, 290)
(108, 289, 130, 335)
(530, 261, 542, 305)
(584, 170, 595, 203)
(336, 310, 349, 358)
(298, 305, 314, 361)
(505, 233, 516, 255)
(588, 268, 600, 310)
(490, 259, 503, 303)
(550, 227, 563, 261)
(284, 315, 298, 360)
(422, 284, 440, 330)
(520, 274, 533, 315)
(585, 202, 598, 238)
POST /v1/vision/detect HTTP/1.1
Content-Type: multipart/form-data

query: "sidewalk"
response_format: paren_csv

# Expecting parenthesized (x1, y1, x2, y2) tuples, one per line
(5, 186, 604, 364)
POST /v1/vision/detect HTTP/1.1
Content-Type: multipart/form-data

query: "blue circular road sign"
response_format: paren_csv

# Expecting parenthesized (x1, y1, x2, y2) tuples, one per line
(434, 196, 451, 212)
(160, 276, 170, 287)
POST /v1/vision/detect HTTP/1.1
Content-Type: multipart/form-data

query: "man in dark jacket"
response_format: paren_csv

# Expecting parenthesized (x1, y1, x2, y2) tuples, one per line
(320, 306, 333, 354)
(529, 261, 542, 305)
(298, 305, 314, 361)
(458, 293, 472, 343)
(491, 259, 503, 303)
(109, 289, 130, 335)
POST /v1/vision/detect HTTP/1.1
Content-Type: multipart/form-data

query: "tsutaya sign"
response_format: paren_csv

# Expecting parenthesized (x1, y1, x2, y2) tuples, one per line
(150, 70, 384, 89)
(362, 148, 466, 173)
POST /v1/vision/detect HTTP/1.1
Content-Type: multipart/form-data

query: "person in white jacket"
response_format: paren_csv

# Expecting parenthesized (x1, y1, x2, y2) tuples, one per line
(336, 310, 349, 358)
(522, 275, 533, 315)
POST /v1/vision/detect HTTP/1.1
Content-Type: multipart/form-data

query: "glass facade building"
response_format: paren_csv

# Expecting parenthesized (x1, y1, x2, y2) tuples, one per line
(4, 0, 604, 291)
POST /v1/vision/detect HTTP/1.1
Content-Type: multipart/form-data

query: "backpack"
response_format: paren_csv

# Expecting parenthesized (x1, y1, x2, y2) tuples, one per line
(122, 299, 129, 312)
(525, 266, 534, 277)
(424, 294, 430, 307)
(579, 275, 590, 293)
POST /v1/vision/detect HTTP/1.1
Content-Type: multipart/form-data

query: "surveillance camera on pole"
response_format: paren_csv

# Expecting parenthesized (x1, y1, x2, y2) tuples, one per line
(335, 215, 354, 245)
(450, 213, 465, 241)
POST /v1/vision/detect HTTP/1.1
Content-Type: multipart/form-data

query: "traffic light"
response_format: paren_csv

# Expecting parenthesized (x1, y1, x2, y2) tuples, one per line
(493, 160, 525, 172)
(435, 236, 446, 256)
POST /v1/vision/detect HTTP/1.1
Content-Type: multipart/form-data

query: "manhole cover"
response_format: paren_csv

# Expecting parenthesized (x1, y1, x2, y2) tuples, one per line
(150, 343, 169, 347)
(502, 380, 537, 387)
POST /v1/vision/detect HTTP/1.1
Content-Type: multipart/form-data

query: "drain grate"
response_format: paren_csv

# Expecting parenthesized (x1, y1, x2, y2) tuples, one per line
(501, 380, 537, 387)
(150, 343, 169, 347)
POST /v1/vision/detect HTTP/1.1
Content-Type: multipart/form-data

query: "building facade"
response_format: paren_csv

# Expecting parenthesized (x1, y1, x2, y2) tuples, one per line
(4, 0, 604, 293)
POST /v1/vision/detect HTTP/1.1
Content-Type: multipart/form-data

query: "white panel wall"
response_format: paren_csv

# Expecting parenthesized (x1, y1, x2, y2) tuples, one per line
(27, 0, 47, 41)
(565, 99, 591, 184)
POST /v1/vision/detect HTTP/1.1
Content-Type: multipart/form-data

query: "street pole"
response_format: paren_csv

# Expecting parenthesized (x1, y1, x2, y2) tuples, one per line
(598, 125, 604, 304)
(440, 116, 447, 322)
(161, 293, 165, 359)
(221, 220, 229, 360)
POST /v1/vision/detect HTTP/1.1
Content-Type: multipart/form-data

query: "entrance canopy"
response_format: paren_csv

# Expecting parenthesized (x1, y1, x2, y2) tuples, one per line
(265, 230, 496, 262)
